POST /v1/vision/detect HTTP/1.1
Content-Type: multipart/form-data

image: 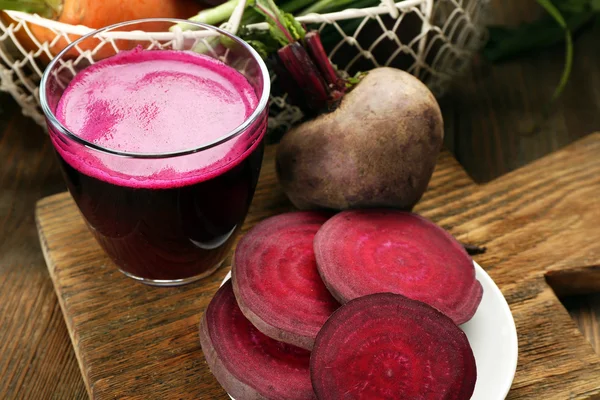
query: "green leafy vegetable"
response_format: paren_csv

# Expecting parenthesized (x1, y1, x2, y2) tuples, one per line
(0, 0, 61, 18)
(239, 26, 281, 57)
(175, 0, 373, 33)
(299, 0, 359, 16)
(172, 0, 244, 31)
(535, 0, 573, 100)
(345, 72, 366, 88)
(283, 12, 305, 40)
(251, 0, 306, 45)
(245, 40, 269, 58)
(484, 0, 599, 102)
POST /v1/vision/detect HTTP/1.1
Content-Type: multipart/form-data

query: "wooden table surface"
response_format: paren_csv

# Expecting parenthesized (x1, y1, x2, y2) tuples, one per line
(0, 1, 599, 399)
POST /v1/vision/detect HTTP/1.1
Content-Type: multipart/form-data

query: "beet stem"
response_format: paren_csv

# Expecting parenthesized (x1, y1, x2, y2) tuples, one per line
(254, 0, 296, 43)
(304, 31, 343, 90)
(277, 41, 330, 113)
(270, 54, 310, 112)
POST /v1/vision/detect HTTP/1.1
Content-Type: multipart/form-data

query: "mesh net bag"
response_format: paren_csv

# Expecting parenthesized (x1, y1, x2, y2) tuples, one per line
(0, 0, 488, 130)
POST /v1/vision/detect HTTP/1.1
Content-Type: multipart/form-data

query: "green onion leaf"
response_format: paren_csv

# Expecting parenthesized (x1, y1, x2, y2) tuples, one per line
(535, 0, 574, 100)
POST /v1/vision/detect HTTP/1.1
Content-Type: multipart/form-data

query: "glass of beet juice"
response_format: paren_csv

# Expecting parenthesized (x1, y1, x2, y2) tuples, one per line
(39, 19, 270, 286)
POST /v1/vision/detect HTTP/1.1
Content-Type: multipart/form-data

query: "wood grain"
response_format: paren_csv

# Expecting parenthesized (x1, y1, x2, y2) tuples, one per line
(37, 133, 600, 399)
(1, 1, 600, 397)
(442, 1, 600, 183)
(0, 94, 87, 400)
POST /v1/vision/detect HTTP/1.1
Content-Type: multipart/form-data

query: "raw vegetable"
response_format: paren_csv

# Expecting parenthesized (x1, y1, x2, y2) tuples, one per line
(232, 212, 339, 350)
(174, 0, 247, 30)
(199, 281, 316, 400)
(245, 0, 347, 116)
(0, 0, 202, 59)
(313, 210, 483, 325)
(173, 0, 380, 31)
(276, 67, 443, 210)
(233, 1, 443, 210)
(311, 292, 477, 400)
(484, 0, 600, 104)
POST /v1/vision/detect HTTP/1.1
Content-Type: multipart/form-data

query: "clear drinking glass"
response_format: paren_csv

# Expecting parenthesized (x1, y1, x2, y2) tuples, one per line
(40, 19, 270, 286)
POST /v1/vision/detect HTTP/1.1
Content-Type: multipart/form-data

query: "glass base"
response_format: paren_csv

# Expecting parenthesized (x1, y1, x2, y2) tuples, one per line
(118, 260, 224, 287)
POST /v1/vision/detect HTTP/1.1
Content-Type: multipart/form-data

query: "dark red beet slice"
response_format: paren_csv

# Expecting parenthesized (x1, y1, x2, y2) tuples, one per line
(199, 281, 316, 400)
(311, 293, 477, 400)
(232, 211, 340, 350)
(314, 210, 483, 325)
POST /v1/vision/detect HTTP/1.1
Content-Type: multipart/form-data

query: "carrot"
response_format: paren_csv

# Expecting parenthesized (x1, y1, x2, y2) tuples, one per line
(1, 0, 203, 61)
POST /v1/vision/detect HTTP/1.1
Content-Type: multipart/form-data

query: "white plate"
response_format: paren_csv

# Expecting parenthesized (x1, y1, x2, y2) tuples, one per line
(219, 261, 518, 400)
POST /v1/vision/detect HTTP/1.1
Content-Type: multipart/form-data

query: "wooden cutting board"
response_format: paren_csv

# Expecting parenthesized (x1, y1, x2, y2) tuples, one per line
(36, 133, 600, 399)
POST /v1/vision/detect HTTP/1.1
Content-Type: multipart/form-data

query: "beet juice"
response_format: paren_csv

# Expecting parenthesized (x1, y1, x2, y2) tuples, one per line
(44, 43, 268, 285)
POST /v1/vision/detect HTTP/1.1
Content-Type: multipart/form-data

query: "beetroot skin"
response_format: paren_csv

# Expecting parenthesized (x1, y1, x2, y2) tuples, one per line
(199, 281, 316, 400)
(310, 293, 477, 400)
(314, 210, 483, 325)
(232, 212, 340, 350)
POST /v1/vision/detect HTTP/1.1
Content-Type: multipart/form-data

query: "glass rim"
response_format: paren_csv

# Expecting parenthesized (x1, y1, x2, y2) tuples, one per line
(39, 18, 271, 159)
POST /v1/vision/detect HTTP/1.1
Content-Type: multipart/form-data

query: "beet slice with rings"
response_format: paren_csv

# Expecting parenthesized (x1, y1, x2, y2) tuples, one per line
(314, 210, 483, 325)
(310, 293, 477, 400)
(232, 211, 340, 350)
(199, 281, 316, 400)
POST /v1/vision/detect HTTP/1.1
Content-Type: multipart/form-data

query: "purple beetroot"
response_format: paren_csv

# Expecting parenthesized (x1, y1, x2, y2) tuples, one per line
(199, 281, 316, 400)
(314, 209, 483, 325)
(311, 293, 477, 400)
(232, 212, 340, 350)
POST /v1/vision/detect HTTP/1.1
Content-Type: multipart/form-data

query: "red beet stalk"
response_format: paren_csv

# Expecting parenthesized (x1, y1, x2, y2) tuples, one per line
(247, 0, 345, 114)
(305, 31, 344, 92)
(277, 41, 330, 113)
(270, 54, 310, 112)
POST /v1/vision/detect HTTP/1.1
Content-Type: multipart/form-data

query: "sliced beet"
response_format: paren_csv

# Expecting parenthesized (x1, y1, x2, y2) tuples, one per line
(311, 293, 477, 400)
(199, 281, 316, 400)
(314, 210, 483, 325)
(232, 211, 340, 350)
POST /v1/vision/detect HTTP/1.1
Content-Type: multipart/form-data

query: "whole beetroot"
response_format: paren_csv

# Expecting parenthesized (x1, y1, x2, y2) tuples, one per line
(276, 67, 443, 211)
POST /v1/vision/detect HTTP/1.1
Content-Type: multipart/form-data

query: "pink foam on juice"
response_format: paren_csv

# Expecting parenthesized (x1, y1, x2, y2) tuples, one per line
(55, 48, 261, 189)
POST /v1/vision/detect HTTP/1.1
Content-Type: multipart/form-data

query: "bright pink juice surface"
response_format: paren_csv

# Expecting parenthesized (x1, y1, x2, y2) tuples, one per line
(53, 48, 266, 281)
